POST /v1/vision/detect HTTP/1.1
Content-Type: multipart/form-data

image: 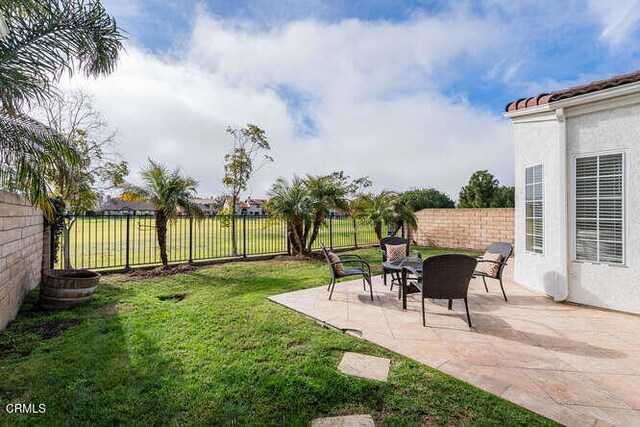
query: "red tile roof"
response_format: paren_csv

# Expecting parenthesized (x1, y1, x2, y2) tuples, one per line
(505, 70, 640, 112)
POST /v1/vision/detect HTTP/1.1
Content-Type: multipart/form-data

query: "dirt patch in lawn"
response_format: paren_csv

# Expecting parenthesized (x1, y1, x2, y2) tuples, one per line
(0, 318, 84, 358)
(20, 318, 84, 340)
(158, 293, 188, 302)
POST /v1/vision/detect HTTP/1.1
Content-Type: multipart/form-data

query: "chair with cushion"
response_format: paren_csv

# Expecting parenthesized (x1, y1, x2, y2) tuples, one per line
(473, 242, 512, 301)
(402, 254, 477, 327)
(320, 242, 373, 301)
(379, 237, 421, 290)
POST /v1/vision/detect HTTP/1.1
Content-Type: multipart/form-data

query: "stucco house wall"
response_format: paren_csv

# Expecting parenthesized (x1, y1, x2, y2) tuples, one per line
(565, 99, 640, 313)
(513, 116, 568, 299)
(508, 83, 640, 314)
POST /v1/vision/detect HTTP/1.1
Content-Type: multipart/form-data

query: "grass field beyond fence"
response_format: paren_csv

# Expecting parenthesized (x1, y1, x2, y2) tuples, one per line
(57, 214, 382, 270)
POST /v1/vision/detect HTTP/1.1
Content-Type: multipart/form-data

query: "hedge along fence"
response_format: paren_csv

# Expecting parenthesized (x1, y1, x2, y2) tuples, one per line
(54, 213, 382, 271)
(407, 208, 515, 252)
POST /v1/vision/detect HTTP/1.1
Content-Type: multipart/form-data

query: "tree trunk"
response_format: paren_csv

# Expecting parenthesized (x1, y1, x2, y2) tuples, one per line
(374, 221, 382, 240)
(156, 209, 169, 266)
(231, 195, 238, 256)
(307, 211, 324, 252)
(289, 221, 305, 255)
(63, 217, 77, 269)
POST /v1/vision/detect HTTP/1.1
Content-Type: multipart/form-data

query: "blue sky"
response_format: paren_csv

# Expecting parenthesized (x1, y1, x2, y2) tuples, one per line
(84, 0, 640, 198)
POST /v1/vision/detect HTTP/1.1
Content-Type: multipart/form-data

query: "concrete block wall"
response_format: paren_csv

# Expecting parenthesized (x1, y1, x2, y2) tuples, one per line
(0, 190, 44, 330)
(407, 208, 514, 252)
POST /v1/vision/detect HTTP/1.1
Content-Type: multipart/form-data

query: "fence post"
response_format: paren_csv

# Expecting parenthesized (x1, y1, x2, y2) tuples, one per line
(353, 218, 358, 249)
(125, 213, 131, 270)
(242, 213, 247, 258)
(329, 214, 333, 250)
(189, 216, 193, 263)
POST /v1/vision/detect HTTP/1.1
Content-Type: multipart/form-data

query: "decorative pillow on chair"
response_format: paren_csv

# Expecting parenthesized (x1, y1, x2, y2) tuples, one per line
(476, 252, 503, 277)
(328, 251, 346, 276)
(385, 244, 407, 261)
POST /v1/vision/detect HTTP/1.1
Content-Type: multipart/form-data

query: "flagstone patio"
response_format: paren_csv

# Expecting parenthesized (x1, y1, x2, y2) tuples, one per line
(268, 262, 640, 426)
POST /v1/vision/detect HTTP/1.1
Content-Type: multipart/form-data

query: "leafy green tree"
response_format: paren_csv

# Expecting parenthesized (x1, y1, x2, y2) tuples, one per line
(458, 170, 499, 208)
(399, 188, 454, 211)
(303, 174, 349, 251)
(458, 170, 515, 208)
(0, 0, 124, 215)
(222, 124, 272, 256)
(119, 160, 204, 267)
(265, 177, 313, 256)
(490, 186, 515, 208)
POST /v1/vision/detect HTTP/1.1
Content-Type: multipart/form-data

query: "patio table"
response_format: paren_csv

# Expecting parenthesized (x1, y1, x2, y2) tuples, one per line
(382, 256, 423, 309)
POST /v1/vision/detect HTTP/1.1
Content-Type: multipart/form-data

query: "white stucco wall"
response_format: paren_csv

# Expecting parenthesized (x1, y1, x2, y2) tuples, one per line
(509, 90, 640, 314)
(513, 115, 568, 298)
(565, 100, 640, 314)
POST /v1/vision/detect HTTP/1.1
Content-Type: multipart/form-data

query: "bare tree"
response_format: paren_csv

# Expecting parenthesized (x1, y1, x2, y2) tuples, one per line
(34, 90, 129, 267)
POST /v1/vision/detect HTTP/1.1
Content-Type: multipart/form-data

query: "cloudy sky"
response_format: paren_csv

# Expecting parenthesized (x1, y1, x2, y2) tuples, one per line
(67, 0, 640, 200)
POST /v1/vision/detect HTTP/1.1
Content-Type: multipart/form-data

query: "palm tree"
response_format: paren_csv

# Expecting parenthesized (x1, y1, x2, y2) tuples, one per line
(265, 177, 313, 256)
(0, 0, 124, 215)
(351, 191, 395, 240)
(352, 191, 416, 240)
(119, 160, 204, 267)
(303, 174, 348, 251)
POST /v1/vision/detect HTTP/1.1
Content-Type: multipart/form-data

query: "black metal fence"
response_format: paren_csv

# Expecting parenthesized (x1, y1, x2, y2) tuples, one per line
(54, 213, 381, 271)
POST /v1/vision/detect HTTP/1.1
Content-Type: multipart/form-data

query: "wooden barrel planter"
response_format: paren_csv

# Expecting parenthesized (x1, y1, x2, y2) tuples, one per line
(40, 269, 100, 310)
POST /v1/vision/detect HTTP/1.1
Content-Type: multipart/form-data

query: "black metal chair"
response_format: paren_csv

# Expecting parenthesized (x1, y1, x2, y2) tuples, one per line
(319, 242, 373, 301)
(473, 242, 512, 302)
(402, 254, 477, 327)
(379, 237, 421, 290)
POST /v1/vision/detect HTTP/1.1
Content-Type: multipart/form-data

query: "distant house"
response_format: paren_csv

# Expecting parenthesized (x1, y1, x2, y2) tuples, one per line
(238, 199, 267, 216)
(504, 70, 640, 314)
(187, 198, 219, 216)
(97, 196, 155, 215)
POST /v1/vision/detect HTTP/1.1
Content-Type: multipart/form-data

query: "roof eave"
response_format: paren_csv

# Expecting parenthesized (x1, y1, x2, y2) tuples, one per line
(504, 81, 640, 119)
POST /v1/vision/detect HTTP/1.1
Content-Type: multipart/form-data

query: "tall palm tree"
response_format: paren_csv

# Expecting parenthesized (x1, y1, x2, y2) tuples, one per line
(0, 0, 124, 215)
(119, 160, 204, 267)
(265, 177, 313, 256)
(304, 174, 348, 251)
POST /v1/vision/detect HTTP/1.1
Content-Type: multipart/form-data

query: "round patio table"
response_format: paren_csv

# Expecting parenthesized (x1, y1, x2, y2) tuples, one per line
(382, 256, 423, 309)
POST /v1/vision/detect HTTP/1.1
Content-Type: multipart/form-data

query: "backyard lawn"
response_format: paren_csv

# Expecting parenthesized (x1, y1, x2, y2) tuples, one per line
(0, 247, 554, 426)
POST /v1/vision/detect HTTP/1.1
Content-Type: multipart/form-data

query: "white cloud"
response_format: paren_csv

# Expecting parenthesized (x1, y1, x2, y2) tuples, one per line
(589, 0, 640, 47)
(67, 11, 514, 200)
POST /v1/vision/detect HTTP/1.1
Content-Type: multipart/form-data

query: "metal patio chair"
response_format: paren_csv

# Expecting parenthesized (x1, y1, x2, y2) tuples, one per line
(402, 254, 477, 327)
(320, 242, 373, 301)
(379, 236, 421, 290)
(473, 242, 513, 302)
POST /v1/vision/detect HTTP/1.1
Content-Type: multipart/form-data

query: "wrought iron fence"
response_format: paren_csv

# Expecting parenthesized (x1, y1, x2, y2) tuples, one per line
(54, 213, 382, 271)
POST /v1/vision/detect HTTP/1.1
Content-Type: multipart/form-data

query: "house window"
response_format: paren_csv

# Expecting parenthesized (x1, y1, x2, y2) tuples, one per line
(525, 164, 544, 253)
(575, 153, 624, 264)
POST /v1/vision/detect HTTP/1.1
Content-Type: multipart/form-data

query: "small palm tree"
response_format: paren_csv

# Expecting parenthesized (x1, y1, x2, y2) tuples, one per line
(352, 191, 416, 240)
(304, 174, 349, 251)
(119, 160, 203, 267)
(0, 0, 124, 215)
(265, 177, 313, 256)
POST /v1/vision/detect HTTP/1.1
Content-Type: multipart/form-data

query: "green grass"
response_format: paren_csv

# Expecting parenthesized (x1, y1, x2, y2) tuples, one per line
(1, 247, 554, 426)
(59, 216, 378, 270)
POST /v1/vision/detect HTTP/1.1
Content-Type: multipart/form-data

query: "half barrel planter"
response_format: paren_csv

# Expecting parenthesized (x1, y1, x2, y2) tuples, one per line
(40, 269, 100, 310)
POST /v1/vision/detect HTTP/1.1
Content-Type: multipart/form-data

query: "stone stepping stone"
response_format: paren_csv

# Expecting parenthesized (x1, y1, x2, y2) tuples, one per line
(311, 414, 375, 427)
(338, 352, 390, 382)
